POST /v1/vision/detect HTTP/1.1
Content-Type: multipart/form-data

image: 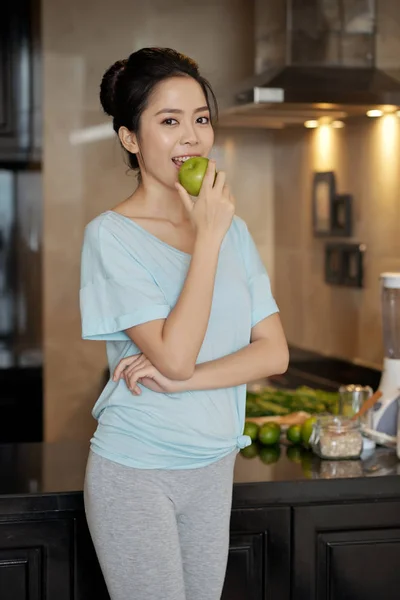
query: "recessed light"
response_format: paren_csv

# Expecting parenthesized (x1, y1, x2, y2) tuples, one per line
(304, 120, 318, 128)
(319, 116, 332, 125)
(332, 121, 345, 128)
(366, 109, 383, 117)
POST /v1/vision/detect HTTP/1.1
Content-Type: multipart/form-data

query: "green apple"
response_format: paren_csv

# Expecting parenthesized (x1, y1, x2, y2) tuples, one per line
(178, 156, 209, 197)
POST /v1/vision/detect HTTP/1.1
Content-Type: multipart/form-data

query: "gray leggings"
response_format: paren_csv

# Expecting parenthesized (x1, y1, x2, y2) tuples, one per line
(84, 449, 237, 600)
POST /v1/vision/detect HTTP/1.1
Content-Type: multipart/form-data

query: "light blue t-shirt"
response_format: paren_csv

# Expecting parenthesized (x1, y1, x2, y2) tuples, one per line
(80, 210, 278, 469)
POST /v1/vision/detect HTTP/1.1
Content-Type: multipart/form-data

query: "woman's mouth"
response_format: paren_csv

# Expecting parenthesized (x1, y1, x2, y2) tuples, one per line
(171, 155, 201, 169)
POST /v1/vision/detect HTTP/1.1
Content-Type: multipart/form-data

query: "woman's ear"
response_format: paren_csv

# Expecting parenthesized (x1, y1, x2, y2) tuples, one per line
(118, 126, 139, 155)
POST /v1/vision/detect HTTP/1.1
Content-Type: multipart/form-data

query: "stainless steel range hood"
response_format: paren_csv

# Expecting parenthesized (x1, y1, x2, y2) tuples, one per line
(219, 0, 400, 128)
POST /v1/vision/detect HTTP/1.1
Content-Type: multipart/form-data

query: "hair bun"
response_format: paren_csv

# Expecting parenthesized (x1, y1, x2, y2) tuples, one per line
(100, 59, 127, 117)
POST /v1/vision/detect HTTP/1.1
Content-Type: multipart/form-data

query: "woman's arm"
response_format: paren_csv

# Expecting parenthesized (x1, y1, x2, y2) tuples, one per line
(124, 163, 234, 381)
(115, 313, 289, 393)
(176, 313, 288, 391)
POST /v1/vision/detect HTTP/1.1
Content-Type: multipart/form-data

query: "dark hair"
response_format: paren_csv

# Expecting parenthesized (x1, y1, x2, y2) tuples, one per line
(100, 47, 218, 176)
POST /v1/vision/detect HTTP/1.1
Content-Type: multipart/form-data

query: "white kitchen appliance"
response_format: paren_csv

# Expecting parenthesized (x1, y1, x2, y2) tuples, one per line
(372, 273, 400, 436)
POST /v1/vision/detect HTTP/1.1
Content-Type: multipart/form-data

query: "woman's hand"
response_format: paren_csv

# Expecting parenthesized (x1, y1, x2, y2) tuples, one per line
(175, 159, 234, 243)
(113, 354, 179, 395)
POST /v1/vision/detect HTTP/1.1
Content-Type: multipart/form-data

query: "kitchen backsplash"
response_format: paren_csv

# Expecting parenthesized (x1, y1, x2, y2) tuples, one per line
(273, 117, 400, 370)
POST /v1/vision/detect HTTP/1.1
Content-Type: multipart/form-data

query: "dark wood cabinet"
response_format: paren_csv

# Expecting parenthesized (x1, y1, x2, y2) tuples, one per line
(223, 507, 291, 600)
(293, 501, 400, 600)
(0, 368, 43, 443)
(0, 518, 73, 600)
(75, 506, 291, 600)
(224, 533, 264, 599)
(74, 514, 109, 600)
(2, 492, 400, 599)
(0, 0, 40, 164)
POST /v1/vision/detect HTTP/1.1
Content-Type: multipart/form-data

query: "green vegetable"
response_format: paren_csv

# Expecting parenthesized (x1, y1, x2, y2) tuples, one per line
(246, 385, 339, 418)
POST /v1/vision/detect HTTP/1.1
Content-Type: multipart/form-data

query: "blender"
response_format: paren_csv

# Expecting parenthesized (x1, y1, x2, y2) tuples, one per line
(372, 273, 400, 436)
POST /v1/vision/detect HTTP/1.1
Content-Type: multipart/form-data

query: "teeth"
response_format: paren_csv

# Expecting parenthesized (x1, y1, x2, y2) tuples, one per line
(172, 156, 195, 163)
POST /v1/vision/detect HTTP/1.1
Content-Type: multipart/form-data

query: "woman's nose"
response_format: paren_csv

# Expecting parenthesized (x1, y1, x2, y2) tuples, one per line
(180, 123, 199, 145)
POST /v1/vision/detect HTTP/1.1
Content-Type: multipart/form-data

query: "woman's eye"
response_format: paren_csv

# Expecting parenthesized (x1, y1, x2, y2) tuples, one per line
(162, 116, 209, 126)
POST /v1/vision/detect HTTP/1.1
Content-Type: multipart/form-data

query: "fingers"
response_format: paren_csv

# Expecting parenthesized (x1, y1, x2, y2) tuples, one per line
(113, 354, 143, 381)
(201, 159, 216, 190)
(125, 357, 150, 378)
(130, 382, 142, 395)
(121, 369, 141, 395)
(125, 358, 151, 393)
(222, 183, 234, 206)
(213, 170, 226, 194)
(133, 354, 147, 368)
(223, 183, 231, 200)
(175, 182, 194, 211)
(126, 366, 153, 394)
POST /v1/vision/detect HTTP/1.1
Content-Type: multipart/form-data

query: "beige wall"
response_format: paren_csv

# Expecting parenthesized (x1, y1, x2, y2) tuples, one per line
(273, 116, 400, 370)
(42, 0, 278, 441)
(213, 129, 274, 281)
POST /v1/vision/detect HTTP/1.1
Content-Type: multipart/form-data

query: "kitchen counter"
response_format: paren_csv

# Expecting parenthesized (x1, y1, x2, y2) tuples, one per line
(0, 345, 385, 513)
(1, 440, 400, 600)
(270, 344, 382, 391)
(1, 440, 399, 512)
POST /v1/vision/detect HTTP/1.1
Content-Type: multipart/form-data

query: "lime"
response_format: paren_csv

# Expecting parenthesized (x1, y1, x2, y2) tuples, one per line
(240, 442, 259, 459)
(259, 444, 281, 464)
(300, 449, 316, 479)
(286, 444, 304, 464)
(243, 421, 259, 442)
(258, 422, 281, 446)
(301, 416, 317, 447)
(286, 424, 302, 445)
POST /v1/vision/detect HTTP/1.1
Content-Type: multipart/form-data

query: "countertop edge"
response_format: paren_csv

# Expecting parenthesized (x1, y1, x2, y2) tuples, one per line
(2, 475, 400, 516)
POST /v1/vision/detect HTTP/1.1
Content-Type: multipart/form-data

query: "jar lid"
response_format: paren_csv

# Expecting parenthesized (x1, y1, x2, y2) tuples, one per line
(380, 272, 400, 289)
(317, 414, 359, 433)
(339, 384, 373, 393)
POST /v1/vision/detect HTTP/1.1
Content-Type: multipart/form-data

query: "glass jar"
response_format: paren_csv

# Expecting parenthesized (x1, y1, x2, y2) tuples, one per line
(397, 398, 400, 461)
(339, 384, 376, 451)
(310, 415, 363, 460)
(319, 460, 364, 479)
(338, 384, 373, 421)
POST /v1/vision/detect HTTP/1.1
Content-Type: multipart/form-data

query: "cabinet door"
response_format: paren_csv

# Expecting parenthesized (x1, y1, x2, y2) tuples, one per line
(0, 0, 33, 163)
(293, 501, 400, 600)
(222, 507, 291, 600)
(75, 514, 110, 600)
(75, 507, 291, 600)
(0, 519, 73, 600)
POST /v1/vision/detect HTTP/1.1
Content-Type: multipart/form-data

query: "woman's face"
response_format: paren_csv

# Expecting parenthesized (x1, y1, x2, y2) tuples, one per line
(134, 76, 215, 189)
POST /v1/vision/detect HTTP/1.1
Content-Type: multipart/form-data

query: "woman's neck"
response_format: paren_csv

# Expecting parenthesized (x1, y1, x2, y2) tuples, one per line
(125, 180, 189, 224)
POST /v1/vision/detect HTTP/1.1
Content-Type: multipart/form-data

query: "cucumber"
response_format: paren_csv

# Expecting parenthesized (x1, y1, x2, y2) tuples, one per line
(246, 385, 339, 418)
(255, 398, 290, 416)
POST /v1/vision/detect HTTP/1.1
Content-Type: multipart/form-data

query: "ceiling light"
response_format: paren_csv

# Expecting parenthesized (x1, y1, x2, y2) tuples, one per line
(383, 105, 398, 114)
(366, 109, 383, 117)
(319, 116, 332, 125)
(304, 120, 318, 128)
(332, 120, 345, 128)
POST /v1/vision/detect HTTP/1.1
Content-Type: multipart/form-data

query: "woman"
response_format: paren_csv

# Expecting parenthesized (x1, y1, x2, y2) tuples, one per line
(80, 47, 288, 600)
